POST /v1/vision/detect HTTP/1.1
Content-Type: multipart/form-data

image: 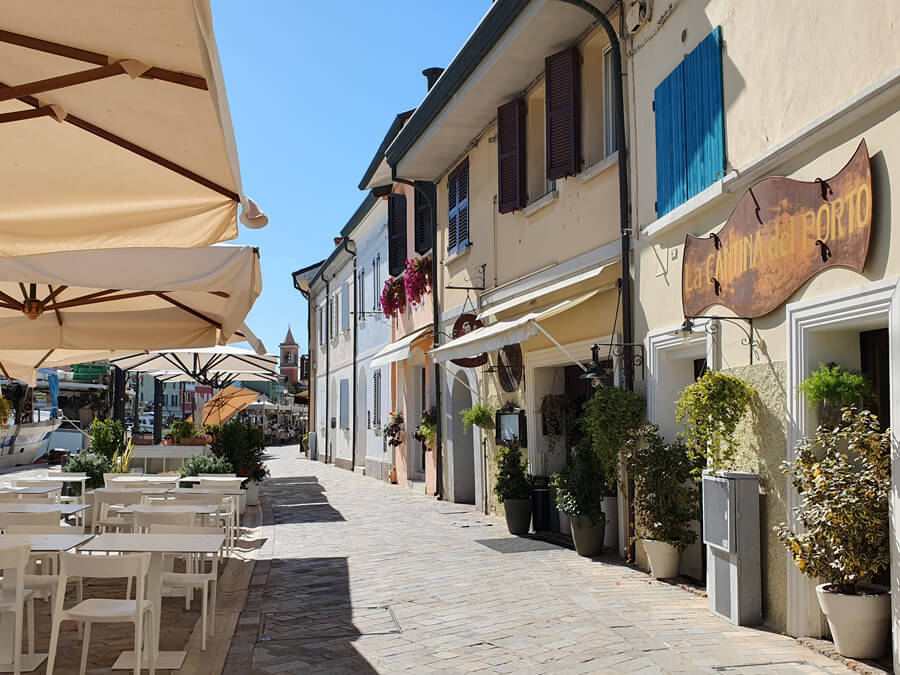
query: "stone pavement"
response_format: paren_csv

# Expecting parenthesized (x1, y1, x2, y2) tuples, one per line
(226, 447, 851, 674)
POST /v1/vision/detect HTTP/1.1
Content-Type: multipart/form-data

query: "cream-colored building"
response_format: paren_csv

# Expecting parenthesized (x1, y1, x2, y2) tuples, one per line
(628, 0, 900, 659)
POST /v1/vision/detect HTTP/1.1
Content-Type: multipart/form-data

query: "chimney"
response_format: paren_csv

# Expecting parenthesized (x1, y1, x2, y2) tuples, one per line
(423, 67, 444, 91)
(333, 237, 343, 247)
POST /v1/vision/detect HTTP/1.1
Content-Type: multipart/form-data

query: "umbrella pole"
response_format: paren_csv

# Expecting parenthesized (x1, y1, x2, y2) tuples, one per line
(112, 366, 126, 425)
(153, 378, 163, 444)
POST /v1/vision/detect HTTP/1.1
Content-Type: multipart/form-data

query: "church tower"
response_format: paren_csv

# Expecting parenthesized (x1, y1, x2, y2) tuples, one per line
(280, 326, 299, 385)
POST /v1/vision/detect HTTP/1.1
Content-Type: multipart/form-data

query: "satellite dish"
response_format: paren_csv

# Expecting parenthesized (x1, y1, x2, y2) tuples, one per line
(497, 344, 523, 393)
(450, 313, 488, 368)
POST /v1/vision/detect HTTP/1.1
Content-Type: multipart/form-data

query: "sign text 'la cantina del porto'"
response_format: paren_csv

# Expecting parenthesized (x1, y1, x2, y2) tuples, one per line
(682, 140, 873, 319)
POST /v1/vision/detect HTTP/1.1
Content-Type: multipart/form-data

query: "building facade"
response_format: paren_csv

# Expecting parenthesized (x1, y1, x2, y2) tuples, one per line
(279, 327, 299, 384)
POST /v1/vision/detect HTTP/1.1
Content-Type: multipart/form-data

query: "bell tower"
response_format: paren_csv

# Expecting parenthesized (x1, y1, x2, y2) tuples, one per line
(280, 326, 299, 384)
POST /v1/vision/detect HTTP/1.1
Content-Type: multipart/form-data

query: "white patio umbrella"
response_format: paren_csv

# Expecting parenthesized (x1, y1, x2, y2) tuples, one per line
(0, 245, 261, 381)
(149, 369, 279, 388)
(110, 346, 278, 387)
(0, 0, 266, 256)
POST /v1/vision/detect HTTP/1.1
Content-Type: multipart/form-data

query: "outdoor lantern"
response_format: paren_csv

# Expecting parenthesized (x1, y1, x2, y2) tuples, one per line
(580, 344, 614, 388)
(495, 402, 527, 447)
(674, 317, 696, 338)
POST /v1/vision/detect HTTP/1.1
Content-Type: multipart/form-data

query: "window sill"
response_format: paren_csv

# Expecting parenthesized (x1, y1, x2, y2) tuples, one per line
(444, 243, 472, 265)
(577, 152, 619, 185)
(523, 190, 558, 218)
(640, 177, 730, 240)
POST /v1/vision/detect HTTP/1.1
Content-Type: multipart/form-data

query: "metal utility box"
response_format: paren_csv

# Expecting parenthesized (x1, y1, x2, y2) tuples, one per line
(308, 432, 318, 461)
(702, 471, 762, 626)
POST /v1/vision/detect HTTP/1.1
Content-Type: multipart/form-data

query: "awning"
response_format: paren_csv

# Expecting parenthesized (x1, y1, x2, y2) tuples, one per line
(0, 0, 266, 256)
(478, 263, 614, 319)
(370, 326, 433, 368)
(431, 293, 598, 364)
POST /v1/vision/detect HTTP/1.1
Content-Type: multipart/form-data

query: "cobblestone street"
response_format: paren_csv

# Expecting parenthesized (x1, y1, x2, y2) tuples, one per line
(224, 447, 852, 674)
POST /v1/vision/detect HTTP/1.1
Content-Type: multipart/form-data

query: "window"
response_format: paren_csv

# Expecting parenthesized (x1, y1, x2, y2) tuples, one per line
(372, 255, 381, 311)
(358, 268, 365, 321)
(414, 181, 436, 252)
(447, 159, 470, 253)
(654, 27, 724, 216)
(497, 98, 526, 213)
(545, 46, 581, 180)
(339, 379, 350, 429)
(341, 282, 350, 332)
(372, 369, 381, 428)
(526, 84, 555, 203)
(387, 192, 407, 277)
(318, 305, 325, 345)
(603, 48, 617, 158)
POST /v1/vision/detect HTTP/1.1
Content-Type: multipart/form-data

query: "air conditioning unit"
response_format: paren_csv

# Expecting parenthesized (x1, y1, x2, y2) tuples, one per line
(625, 0, 652, 34)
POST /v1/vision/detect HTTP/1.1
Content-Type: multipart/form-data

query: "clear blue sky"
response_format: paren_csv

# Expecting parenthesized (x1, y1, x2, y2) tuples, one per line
(212, 1, 491, 356)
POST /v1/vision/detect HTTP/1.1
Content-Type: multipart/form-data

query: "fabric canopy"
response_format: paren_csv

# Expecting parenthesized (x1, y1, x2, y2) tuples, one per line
(149, 369, 278, 387)
(110, 345, 278, 386)
(200, 385, 260, 426)
(430, 293, 599, 364)
(370, 326, 433, 368)
(0, 245, 260, 355)
(0, 0, 266, 256)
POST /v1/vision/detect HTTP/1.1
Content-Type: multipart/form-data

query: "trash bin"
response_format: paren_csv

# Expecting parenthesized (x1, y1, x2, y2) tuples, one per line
(532, 475, 551, 531)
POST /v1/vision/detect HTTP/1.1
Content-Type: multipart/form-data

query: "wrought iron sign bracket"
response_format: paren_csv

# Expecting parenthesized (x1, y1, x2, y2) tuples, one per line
(684, 315, 757, 365)
(445, 264, 486, 291)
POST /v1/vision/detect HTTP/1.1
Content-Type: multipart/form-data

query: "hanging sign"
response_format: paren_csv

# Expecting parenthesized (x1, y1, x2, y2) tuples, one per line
(682, 140, 872, 319)
(449, 313, 488, 368)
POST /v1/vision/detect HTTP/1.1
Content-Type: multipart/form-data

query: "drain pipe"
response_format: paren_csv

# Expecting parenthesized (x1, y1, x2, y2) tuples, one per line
(393, 177, 442, 500)
(342, 237, 359, 472)
(324, 278, 331, 463)
(558, 0, 633, 391)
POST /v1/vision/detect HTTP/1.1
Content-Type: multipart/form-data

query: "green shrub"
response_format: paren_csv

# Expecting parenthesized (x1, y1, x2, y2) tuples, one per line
(551, 447, 606, 525)
(675, 370, 754, 474)
(89, 418, 125, 460)
(64, 451, 110, 492)
(494, 439, 532, 502)
(460, 403, 495, 431)
(776, 409, 890, 594)
(170, 420, 198, 443)
(579, 387, 644, 492)
(798, 363, 872, 409)
(624, 424, 701, 550)
(210, 420, 267, 481)
(180, 454, 234, 477)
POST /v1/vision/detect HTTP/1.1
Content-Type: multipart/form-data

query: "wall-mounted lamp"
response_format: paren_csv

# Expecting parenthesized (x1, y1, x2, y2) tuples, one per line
(674, 316, 758, 365)
(580, 344, 615, 388)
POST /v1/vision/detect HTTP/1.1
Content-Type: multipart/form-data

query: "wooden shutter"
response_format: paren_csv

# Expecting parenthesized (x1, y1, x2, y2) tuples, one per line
(654, 62, 687, 216)
(456, 160, 470, 247)
(341, 282, 350, 332)
(684, 27, 724, 199)
(497, 98, 526, 213)
(414, 181, 435, 253)
(373, 370, 381, 428)
(387, 193, 407, 276)
(545, 46, 581, 180)
(358, 269, 365, 317)
(447, 170, 458, 251)
(339, 379, 349, 429)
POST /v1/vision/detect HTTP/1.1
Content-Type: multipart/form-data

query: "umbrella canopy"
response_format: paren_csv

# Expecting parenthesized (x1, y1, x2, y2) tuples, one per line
(0, 0, 266, 256)
(0, 244, 260, 354)
(200, 385, 261, 426)
(110, 345, 278, 387)
(149, 369, 279, 387)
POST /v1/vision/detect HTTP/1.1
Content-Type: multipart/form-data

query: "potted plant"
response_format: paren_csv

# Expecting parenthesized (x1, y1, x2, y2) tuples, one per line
(180, 454, 234, 477)
(625, 424, 701, 578)
(403, 256, 432, 307)
(413, 407, 437, 447)
(461, 403, 495, 432)
(171, 419, 205, 445)
(552, 446, 607, 557)
(209, 420, 268, 506)
(798, 362, 872, 428)
(63, 450, 111, 528)
(494, 438, 533, 534)
(88, 417, 125, 459)
(385, 411, 405, 448)
(777, 409, 890, 659)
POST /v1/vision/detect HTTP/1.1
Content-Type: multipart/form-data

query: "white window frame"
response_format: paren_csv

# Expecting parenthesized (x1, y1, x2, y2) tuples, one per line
(603, 46, 617, 158)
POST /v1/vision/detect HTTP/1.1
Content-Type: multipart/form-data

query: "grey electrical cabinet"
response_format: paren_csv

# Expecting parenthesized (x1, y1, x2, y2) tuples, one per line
(702, 471, 761, 626)
(308, 432, 318, 461)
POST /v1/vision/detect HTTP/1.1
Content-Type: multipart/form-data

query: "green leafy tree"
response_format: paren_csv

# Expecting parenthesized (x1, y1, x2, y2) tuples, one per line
(64, 451, 110, 492)
(776, 409, 890, 594)
(624, 424, 701, 550)
(89, 418, 125, 460)
(493, 439, 532, 501)
(210, 420, 267, 481)
(675, 370, 754, 474)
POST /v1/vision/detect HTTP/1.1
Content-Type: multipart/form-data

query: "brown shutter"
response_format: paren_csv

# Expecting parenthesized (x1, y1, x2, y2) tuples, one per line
(388, 192, 407, 276)
(447, 170, 458, 251)
(414, 180, 435, 253)
(456, 160, 469, 247)
(497, 98, 526, 213)
(545, 46, 581, 180)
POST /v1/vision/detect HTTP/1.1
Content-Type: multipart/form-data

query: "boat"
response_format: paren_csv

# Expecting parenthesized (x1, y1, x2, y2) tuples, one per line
(0, 418, 61, 469)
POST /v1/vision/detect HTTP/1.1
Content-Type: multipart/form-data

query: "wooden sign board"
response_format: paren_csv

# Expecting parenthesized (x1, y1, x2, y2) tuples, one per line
(682, 140, 872, 319)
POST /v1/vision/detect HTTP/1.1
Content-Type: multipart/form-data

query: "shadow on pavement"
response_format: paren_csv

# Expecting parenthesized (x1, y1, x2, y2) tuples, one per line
(264, 476, 345, 524)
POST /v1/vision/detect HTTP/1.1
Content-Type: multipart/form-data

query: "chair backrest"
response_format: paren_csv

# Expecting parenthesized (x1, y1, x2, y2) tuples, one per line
(198, 478, 243, 491)
(57, 551, 149, 608)
(134, 510, 195, 531)
(0, 545, 30, 590)
(0, 511, 62, 528)
(14, 479, 62, 488)
(96, 491, 145, 507)
(0, 493, 23, 502)
(166, 492, 221, 504)
(150, 524, 224, 535)
(198, 473, 237, 478)
(103, 473, 120, 488)
(5, 524, 84, 534)
(49, 471, 86, 478)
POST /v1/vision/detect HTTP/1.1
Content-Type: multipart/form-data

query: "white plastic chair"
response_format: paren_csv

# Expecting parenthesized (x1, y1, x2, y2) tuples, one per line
(0, 511, 63, 531)
(46, 551, 155, 675)
(133, 511, 195, 533)
(0, 544, 34, 675)
(93, 491, 144, 533)
(163, 494, 232, 549)
(150, 524, 222, 650)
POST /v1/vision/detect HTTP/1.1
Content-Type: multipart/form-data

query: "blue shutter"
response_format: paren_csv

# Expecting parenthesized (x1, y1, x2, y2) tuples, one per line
(341, 283, 350, 332)
(684, 26, 724, 199)
(654, 62, 687, 216)
(340, 379, 349, 429)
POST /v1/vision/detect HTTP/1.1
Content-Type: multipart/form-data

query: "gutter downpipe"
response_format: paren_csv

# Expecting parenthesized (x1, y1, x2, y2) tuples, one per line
(392, 178, 442, 500)
(295, 277, 313, 450)
(557, 0, 633, 392)
(324, 278, 331, 464)
(342, 238, 359, 472)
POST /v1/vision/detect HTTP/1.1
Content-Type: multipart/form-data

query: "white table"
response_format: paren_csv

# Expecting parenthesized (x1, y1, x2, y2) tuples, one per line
(0, 503, 88, 516)
(108, 475, 180, 485)
(79, 533, 224, 670)
(0, 486, 60, 496)
(0, 533, 92, 672)
(93, 486, 173, 496)
(120, 504, 222, 516)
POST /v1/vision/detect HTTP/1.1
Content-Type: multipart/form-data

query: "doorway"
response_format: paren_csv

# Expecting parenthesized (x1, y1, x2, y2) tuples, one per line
(450, 376, 476, 504)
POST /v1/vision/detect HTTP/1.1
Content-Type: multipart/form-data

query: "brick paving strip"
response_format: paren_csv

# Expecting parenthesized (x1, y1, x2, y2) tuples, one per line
(222, 448, 863, 675)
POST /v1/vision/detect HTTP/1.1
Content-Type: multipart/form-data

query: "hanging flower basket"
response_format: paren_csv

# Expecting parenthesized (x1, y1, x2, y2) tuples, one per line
(381, 277, 406, 318)
(404, 256, 432, 307)
(385, 411, 405, 447)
